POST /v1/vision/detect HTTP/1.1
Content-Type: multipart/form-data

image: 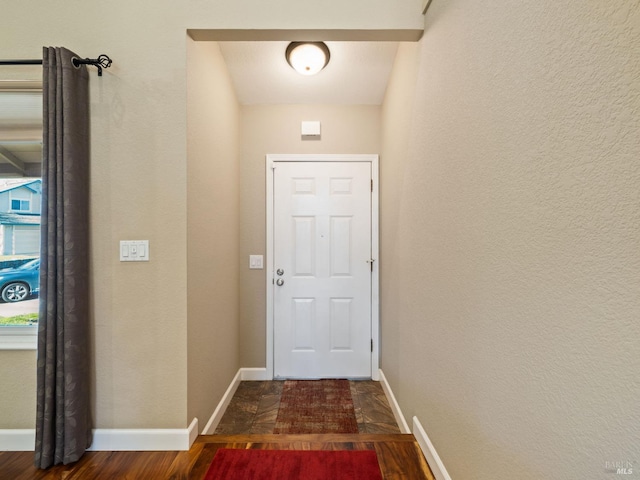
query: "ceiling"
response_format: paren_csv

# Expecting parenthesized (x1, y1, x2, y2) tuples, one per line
(218, 41, 399, 105)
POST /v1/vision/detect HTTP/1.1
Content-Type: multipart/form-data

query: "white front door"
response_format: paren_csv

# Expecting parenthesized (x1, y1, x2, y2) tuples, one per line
(273, 161, 373, 378)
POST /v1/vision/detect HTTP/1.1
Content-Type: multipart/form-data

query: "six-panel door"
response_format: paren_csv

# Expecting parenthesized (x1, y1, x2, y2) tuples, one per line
(273, 161, 372, 378)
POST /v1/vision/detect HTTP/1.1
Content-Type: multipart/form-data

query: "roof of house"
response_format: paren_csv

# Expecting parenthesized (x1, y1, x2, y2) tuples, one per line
(0, 212, 41, 226)
(0, 179, 41, 195)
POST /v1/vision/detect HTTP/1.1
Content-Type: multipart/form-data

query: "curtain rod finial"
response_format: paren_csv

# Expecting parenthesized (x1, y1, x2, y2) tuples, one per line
(72, 54, 112, 76)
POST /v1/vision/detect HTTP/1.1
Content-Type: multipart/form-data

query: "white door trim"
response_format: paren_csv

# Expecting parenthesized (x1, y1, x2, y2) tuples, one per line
(266, 154, 379, 380)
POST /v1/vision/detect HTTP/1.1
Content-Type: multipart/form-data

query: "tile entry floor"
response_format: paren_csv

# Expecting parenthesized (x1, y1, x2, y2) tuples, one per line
(214, 380, 401, 435)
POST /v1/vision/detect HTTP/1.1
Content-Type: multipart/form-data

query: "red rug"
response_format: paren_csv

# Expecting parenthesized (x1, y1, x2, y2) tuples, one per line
(273, 379, 359, 434)
(204, 448, 383, 480)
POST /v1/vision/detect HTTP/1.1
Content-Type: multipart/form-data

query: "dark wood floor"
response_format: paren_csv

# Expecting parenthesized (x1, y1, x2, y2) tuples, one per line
(0, 434, 435, 479)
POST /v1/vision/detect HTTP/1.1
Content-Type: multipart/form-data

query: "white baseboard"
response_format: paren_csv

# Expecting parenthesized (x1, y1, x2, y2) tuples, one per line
(378, 369, 410, 433)
(202, 370, 242, 434)
(202, 368, 269, 435)
(89, 421, 197, 451)
(0, 429, 35, 451)
(240, 367, 268, 381)
(413, 416, 452, 480)
(1, 418, 199, 452)
(188, 417, 199, 447)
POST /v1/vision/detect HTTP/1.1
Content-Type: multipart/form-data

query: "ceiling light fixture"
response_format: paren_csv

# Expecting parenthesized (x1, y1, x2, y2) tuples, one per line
(285, 42, 330, 76)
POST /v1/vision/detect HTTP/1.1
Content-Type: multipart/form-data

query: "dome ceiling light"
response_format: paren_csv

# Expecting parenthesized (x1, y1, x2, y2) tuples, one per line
(285, 42, 330, 76)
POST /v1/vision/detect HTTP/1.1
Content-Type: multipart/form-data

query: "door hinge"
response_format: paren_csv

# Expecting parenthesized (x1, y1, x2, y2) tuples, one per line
(371, 339, 374, 352)
(371, 179, 373, 192)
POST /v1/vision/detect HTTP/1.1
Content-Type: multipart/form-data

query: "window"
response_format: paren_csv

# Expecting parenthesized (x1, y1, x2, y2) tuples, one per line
(0, 80, 42, 349)
(0, 193, 40, 350)
(0, 192, 41, 349)
(11, 198, 30, 211)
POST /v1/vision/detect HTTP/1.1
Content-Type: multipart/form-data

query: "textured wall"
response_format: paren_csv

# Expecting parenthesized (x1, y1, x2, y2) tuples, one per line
(381, 1, 640, 479)
(239, 105, 381, 366)
(0, 351, 36, 428)
(186, 39, 240, 430)
(379, 41, 419, 376)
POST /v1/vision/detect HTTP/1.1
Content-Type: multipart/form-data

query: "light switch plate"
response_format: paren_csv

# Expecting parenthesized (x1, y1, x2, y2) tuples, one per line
(249, 255, 263, 269)
(120, 240, 149, 261)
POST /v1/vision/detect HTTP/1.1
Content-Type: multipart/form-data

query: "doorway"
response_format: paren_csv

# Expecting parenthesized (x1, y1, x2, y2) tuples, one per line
(266, 154, 379, 379)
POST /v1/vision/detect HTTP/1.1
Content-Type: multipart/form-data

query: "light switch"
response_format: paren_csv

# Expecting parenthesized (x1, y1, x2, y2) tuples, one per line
(249, 255, 263, 269)
(120, 240, 149, 262)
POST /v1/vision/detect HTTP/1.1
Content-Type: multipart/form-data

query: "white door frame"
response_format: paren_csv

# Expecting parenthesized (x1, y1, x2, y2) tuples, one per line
(266, 154, 379, 380)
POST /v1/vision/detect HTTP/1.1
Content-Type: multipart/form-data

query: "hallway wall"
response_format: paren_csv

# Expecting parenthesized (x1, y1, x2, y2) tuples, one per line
(186, 39, 241, 430)
(381, 2, 640, 479)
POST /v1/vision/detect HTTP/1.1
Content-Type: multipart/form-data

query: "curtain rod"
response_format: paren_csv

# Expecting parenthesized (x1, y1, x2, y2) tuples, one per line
(0, 54, 112, 76)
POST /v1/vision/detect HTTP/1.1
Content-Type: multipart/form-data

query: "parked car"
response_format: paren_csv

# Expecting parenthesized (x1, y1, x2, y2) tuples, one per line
(0, 259, 40, 303)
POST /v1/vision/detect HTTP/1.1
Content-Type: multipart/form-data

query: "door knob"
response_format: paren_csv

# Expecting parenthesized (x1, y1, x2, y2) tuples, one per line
(276, 278, 284, 286)
(276, 268, 284, 276)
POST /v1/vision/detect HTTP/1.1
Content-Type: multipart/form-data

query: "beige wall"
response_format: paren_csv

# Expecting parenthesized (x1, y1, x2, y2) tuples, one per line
(239, 105, 381, 366)
(0, 350, 36, 428)
(381, 2, 640, 479)
(379, 42, 419, 375)
(186, 39, 240, 429)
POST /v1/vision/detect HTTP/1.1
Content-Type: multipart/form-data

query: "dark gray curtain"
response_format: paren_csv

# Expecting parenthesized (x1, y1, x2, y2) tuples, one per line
(34, 47, 92, 469)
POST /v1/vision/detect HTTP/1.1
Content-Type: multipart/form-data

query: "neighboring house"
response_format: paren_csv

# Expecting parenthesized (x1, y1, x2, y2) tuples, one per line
(0, 179, 41, 255)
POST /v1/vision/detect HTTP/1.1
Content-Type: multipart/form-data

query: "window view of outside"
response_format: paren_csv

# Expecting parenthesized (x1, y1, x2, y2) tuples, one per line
(0, 81, 43, 329)
(0, 179, 41, 327)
